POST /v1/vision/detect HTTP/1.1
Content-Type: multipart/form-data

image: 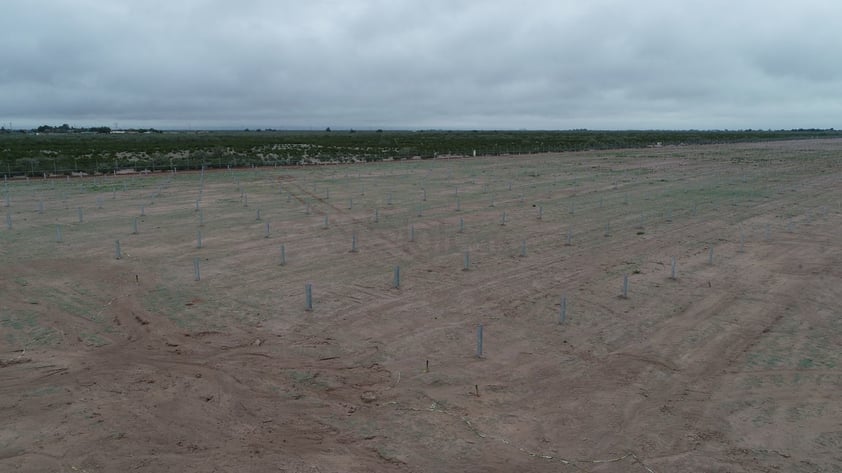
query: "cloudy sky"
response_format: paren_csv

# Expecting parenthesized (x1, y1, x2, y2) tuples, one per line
(1, 0, 840, 130)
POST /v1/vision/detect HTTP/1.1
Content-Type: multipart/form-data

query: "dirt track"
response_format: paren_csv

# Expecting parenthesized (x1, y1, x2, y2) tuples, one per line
(2, 139, 842, 472)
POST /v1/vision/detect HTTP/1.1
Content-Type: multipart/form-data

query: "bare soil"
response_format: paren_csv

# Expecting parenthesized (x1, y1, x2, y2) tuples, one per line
(2, 139, 842, 472)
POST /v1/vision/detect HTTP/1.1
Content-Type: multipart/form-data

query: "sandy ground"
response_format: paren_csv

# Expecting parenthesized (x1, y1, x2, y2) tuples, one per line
(2, 139, 842, 472)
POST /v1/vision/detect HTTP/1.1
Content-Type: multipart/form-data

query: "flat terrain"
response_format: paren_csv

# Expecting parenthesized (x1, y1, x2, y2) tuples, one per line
(2, 139, 841, 472)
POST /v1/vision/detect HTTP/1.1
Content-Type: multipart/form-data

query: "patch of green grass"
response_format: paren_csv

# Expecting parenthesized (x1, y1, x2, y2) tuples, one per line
(23, 385, 61, 398)
(289, 370, 315, 383)
(786, 403, 826, 422)
(751, 404, 777, 427)
(33, 287, 104, 324)
(287, 370, 330, 390)
(79, 332, 109, 347)
(0, 310, 38, 330)
(0, 309, 60, 347)
(813, 431, 842, 450)
(27, 326, 61, 346)
(374, 446, 405, 464)
(144, 284, 194, 328)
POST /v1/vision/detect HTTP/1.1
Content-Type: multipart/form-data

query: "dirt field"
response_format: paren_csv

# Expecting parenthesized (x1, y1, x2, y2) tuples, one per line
(2, 139, 842, 472)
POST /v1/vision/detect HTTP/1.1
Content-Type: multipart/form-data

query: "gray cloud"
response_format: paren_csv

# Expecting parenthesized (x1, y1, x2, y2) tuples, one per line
(2, 0, 841, 129)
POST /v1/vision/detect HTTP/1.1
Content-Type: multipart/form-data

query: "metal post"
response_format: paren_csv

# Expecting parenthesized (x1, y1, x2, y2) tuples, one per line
(476, 324, 484, 358)
(559, 296, 567, 324)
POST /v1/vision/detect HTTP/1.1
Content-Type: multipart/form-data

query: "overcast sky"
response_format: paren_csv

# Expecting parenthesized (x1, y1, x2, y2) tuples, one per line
(1, 0, 840, 130)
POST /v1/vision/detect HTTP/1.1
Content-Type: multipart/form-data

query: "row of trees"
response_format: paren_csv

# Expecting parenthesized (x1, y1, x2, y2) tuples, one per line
(36, 124, 112, 134)
(2, 129, 842, 176)
(32, 124, 164, 134)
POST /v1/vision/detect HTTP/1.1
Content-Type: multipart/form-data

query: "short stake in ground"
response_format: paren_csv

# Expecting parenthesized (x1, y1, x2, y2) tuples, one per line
(559, 295, 567, 324)
(305, 283, 313, 311)
(476, 324, 484, 358)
